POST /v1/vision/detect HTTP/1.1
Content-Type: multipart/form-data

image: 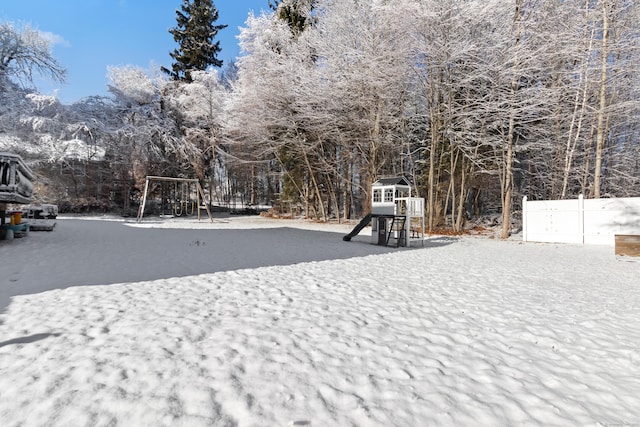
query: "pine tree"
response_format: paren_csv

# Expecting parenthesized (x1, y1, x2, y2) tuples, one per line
(268, 0, 315, 36)
(162, 0, 227, 82)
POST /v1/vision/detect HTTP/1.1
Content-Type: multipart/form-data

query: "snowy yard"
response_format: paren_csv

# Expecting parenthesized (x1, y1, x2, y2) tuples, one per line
(1, 216, 639, 426)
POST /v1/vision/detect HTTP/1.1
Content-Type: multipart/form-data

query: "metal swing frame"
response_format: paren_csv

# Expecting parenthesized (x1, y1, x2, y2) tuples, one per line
(136, 176, 213, 222)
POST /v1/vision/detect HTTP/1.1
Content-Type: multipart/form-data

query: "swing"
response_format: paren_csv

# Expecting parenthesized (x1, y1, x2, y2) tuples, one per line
(160, 182, 168, 217)
(172, 182, 196, 217)
(184, 182, 195, 215)
(173, 181, 183, 217)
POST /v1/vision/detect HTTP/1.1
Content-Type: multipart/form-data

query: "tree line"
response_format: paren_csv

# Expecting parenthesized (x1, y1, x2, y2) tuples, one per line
(1, 0, 639, 238)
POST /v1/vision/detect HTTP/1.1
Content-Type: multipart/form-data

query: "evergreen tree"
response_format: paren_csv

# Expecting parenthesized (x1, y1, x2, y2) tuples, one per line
(162, 0, 227, 82)
(269, 0, 315, 35)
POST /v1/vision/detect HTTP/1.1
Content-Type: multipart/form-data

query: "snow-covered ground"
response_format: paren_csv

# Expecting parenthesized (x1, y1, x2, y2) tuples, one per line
(1, 215, 639, 426)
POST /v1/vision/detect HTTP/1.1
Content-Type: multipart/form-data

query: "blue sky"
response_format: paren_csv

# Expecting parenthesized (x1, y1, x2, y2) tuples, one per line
(0, 0, 269, 104)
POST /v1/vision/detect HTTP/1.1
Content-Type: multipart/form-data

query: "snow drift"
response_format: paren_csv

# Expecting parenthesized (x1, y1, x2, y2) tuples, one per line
(0, 216, 638, 426)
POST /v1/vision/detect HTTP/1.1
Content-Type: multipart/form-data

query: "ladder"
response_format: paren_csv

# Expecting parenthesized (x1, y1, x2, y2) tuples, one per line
(386, 215, 407, 247)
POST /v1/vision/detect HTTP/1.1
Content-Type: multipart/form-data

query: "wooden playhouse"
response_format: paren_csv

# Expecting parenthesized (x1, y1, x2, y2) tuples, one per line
(370, 177, 425, 247)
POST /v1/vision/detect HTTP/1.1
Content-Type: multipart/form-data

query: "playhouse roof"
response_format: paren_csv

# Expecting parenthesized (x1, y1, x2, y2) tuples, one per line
(373, 176, 411, 187)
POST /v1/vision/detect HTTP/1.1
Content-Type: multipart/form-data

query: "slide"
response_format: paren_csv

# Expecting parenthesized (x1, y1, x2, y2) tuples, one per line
(343, 213, 372, 241)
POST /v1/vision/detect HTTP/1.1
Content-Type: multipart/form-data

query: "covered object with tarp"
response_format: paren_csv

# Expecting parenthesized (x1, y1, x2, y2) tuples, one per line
(0, 152, 34, 204)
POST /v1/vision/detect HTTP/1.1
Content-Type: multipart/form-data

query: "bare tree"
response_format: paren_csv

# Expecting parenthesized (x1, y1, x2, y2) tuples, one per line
(0, 22, 66, 88)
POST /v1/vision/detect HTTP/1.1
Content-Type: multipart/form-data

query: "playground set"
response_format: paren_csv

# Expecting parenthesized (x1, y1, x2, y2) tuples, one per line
(344, 176, 425, 247)
(136, 176, 213, 222)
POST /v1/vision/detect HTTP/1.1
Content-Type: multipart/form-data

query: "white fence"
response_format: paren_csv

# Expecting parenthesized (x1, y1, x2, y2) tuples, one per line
(522, 195, 640, 245)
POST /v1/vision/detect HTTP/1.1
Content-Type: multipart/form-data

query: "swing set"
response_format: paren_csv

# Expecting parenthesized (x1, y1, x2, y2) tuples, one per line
(136, 176, 213, 222)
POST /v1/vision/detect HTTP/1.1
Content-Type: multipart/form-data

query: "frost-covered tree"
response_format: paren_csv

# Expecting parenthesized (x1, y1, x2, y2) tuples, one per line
(583, 0, 640, 198)
(0, 21, 67, 160)
(162, 0, 227, 82)
(309, 0, 416, 215)
(226, 0, 640, 228)
(0, 22, 66, 90)
(107, 66, 180, 192)
(262, 0, 327, 217)
(399, 0, 503, 231)
(168, 70, 227, 199)
(227, 12, 305, 211)
(228, 1, 417, 220)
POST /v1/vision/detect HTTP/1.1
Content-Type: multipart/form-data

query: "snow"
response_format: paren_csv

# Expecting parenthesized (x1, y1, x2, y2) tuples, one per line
(1, 216, 639, 426)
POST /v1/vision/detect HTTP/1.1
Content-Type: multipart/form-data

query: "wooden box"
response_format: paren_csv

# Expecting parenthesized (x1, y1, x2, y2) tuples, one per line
(615, 234, 640, 257)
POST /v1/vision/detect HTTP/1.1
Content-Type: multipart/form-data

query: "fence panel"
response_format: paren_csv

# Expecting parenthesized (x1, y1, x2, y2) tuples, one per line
(523, 196, 640, 245)
(522, 196, 584, 244)
(583, 197, 640, 245)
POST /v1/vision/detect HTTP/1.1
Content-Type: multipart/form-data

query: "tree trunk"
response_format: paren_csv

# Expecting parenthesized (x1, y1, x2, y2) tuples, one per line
(500, 0, 524, 239)
(427, 78, 439, 233)
(455, 156, 468, 232)
(561, 17, 596, 199)
(302, 148, 326, 221)
(592, 0, 610, 198)
(342, 161, 351, 221)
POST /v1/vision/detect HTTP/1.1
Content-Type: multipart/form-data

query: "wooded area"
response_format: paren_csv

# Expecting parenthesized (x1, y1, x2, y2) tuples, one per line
(1, 0, 639, 237)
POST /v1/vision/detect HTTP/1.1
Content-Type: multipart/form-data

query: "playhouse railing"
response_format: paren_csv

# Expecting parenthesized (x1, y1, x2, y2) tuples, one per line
(397, 197, 424, 217)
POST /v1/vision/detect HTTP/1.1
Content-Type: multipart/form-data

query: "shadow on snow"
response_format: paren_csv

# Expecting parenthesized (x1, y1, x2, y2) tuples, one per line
(0, 218, 457, 321)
